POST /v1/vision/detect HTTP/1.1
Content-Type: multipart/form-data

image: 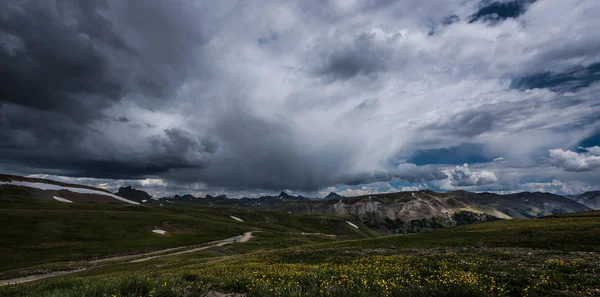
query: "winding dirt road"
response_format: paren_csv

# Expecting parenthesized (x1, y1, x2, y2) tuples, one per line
(130, 232, 253, 263)
(0, 232, 253, 286)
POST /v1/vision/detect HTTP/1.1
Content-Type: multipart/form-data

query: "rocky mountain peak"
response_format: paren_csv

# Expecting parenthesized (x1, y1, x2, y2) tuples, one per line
(325, 192, 342, 199)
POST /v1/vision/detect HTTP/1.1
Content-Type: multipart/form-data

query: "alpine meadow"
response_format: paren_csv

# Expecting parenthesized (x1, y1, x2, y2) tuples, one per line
(1, 0, 600, 296)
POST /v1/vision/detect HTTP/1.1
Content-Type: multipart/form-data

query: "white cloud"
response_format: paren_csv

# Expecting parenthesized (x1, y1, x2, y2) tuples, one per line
(332, 182, 397, 197)
(399, 184, 426, 192)
(585, 146, 600, 156)
(521, 179, 596, 195)
(443, 164, 498, 188)
(549, 147, 600, 172)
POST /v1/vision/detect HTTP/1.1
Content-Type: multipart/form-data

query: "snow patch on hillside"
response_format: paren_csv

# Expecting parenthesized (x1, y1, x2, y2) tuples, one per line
(346, 221, 359, 229)
(0, 180, 139, 205)
(230, 215, 244, 222)
(53, 196, 73, 203)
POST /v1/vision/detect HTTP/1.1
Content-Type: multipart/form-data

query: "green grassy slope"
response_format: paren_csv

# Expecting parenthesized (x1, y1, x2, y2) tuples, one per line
(0, 187, 375, 273)
(324, 210, 600, 252)
(2, 211, 599, 297)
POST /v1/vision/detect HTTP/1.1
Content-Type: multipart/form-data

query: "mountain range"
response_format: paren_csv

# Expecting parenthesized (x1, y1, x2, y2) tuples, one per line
(0, 173, 595, 235)
(142, 188, 591, 233)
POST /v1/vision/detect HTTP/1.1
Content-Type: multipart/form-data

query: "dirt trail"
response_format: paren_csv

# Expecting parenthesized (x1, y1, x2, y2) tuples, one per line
(130, 232, 253, 263)
(90, 246, 188, 264)
(0, 269, 86, 286)
(300, 232, 336, 237)
(239, 231, 253, 242)
(0, 232, 254, 286)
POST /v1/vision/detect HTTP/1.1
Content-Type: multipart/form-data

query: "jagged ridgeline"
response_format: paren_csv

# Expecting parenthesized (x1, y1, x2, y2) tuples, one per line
(0, 173, 592, 236)
(120, 186, 591, 234)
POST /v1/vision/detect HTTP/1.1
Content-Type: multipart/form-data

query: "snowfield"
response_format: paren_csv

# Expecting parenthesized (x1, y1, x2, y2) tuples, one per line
(230, 215, 244, 222)
(0, 180, 139, 205)
(52, 196, 73, 203)
(346, 221, 359, 229)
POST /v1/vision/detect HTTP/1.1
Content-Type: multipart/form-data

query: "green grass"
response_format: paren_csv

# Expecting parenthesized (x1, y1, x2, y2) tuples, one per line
(3, 242, 599, 297)
(0, 190, 374, 273)
(2, 186, 600, 297)
(2, 211, 600, 296)
(327, 211, 600, 252)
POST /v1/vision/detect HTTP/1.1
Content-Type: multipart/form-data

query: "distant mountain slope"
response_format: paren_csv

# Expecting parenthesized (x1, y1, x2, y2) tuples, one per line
(325, 192, 343, 199)
(468, 191, 591, 218)
(147, 188, 591, 222)
(149, 188, 591, 234)
(273, 190, 590, 218)
(274, 190, 591, 234)
(1, 174, 592, 234)
(0, 174, 139, 205)
(567, 191, 600, 210)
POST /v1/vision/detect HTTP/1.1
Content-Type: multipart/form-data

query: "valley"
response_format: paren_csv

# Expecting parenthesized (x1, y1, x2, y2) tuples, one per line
(1, 175, 599, 296)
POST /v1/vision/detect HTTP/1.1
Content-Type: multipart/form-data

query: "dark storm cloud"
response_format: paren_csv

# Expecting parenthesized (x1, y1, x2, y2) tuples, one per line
(356, 98, 379, 110)
(257, 33, 278, 45)
(0, 126, 214, 179)
(115, 116, 131, 123)
(420, 108, 500, 137)
(2, 0, 600, 196)
(428, 14, 460, 36)
(0, 0, 207, 116)
(162, 110, 446, 191)
(422, 101, 595, 143)
(169, 111, 350, 191)
(1, 158, 193, 180)
(469, 0, 536, 24)
(511, 63, 600, 92)
(443, 15, 460, 26)
(416, 85, 599, 158)
(152, 128, 217, 161)
(0, 0, 128, 119)
(0, 0, 213, 178)
(408, 144, 491, 165)
(105, 0, 210, 98)
(306, 31, 399, 80)
(336, 164, 447, 187)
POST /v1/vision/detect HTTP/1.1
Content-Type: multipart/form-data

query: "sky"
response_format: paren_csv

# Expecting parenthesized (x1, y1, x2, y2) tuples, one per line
(1, 0, 600, 198)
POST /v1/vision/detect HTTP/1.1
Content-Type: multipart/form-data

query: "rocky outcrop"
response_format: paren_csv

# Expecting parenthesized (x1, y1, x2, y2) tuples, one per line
(114, 186, 151, 203)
